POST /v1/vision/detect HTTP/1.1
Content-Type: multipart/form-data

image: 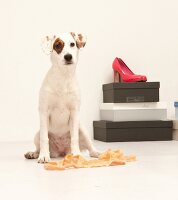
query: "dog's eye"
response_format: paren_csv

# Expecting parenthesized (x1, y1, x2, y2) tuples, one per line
(70, 42, 75, 47)
(55, 44, 62, 49)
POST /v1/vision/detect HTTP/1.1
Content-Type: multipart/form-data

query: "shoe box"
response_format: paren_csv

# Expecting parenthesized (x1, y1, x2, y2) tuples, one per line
(173, 102, 178, 140)
(174, 102, 178, 119)
(103, 82, 160, 103)
(173, 120, 178, 140)
(100, 102, 167, 121)
(93, 120, 173, 142)
(94, 81, 173, 142)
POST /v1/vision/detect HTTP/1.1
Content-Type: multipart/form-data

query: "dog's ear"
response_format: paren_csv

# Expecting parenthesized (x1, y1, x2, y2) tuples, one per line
(41, 35, 56, 55)
(71, 32, 87, 49)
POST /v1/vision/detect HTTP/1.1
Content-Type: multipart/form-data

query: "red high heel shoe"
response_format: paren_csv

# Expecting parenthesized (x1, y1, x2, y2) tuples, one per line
(112, 57, 147, 83)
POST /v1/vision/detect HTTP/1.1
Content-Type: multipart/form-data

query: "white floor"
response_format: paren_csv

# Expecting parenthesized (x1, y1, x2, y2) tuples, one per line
(0, 140, 178, 200)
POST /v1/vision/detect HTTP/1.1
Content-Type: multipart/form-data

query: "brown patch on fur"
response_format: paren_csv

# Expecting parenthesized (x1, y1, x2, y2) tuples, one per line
(70, 32, 86, 48)
(53, 38, 65, 54)
(78, 34, 83, 41)
(76, 33, 85, 48)
(71, 32, 76, 38)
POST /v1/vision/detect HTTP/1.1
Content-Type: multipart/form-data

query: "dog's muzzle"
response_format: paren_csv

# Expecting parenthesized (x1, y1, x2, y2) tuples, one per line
(64, 54, 73, 64)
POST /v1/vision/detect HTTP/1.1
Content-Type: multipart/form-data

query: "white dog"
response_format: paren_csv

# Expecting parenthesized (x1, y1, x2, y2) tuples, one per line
(25, 32, 99, 163)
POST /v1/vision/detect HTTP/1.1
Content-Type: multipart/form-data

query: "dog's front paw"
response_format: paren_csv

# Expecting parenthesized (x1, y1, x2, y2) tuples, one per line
(71, 150, 81, 156)
(38, 152, 50, 163)
(89, 151, 101, 158)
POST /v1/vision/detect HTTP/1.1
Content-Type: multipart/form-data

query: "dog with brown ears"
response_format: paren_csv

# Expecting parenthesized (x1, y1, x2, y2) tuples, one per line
(25, 32, 99, 163)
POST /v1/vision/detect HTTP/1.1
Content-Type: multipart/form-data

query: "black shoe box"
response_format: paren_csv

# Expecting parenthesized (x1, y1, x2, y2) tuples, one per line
(93, 120, 173, 142)
(103, 82, 160, 103)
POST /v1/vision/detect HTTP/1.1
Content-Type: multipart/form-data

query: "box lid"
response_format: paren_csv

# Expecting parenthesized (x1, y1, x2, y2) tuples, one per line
(103, 82, 160, 91)
(93, 120, 173, 129)
(100, 102, 167, 110)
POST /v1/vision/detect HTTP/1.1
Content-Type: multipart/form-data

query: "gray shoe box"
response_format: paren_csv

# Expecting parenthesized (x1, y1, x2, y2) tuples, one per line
(103, 82, 160, 103)
(93, 120, 173, 142)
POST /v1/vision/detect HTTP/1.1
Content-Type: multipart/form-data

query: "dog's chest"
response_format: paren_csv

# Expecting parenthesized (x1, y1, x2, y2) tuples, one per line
(51, 88, 80, 110)
(42, 70, 80, 135)
(48, 89, 80, 135)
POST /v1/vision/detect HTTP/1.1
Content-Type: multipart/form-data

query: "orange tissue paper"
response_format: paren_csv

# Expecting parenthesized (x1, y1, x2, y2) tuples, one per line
(44, 149, 136, 170)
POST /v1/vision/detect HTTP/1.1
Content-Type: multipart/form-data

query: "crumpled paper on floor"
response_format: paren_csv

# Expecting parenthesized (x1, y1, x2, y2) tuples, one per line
(44, 149, 136, 170)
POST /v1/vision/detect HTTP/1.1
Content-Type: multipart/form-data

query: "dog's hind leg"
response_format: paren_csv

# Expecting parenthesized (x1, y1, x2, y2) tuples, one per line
(79, 124, 100, 158)
(24, 131, 40, 159)
(24, 151, 39, 159)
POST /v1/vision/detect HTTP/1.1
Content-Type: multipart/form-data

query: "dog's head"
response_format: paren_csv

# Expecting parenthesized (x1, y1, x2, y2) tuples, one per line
(41, 32, 86, 66)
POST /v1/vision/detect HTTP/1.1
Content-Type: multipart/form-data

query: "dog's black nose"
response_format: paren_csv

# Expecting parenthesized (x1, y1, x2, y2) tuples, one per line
(64, 54, 72, 62)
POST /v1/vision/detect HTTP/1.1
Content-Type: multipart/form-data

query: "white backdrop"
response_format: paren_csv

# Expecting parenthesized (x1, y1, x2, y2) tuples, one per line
(0, 0, 178, 141)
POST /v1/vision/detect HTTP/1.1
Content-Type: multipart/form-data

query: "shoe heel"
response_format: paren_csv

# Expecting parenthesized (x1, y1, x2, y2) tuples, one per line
(114, 70, 122, 83)
(118, 73, 122, 82)
(114, 70, 117, 82)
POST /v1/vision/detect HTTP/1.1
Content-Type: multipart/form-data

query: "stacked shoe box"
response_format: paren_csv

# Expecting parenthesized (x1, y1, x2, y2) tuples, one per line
(172, 102, 178, 140)
(93, 82, 173, 142)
